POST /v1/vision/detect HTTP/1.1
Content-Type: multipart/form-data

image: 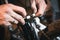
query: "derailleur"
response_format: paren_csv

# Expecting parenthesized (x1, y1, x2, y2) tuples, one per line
(8, 14, 46, 40)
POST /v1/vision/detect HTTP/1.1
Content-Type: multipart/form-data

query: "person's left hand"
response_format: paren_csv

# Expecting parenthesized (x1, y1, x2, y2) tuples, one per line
(31, 0, 47, 16)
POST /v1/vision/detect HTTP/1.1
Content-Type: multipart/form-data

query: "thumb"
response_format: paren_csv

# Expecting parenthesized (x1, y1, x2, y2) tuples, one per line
(31, 0, 37, 14)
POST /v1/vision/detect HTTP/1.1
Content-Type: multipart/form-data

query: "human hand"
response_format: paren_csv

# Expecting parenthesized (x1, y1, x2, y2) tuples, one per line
(31, 0, 47, 16)
(0, 4, 27, 26)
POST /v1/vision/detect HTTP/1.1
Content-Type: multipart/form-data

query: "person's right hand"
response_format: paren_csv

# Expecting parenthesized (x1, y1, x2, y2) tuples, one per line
(0, 4, 27, 26)
(30, 0, 47, 16)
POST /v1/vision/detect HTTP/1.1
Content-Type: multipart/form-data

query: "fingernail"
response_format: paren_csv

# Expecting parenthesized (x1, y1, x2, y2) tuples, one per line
(21, 19, 25, 25)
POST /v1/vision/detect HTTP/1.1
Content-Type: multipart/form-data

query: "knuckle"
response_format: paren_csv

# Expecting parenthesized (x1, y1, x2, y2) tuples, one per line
(22, 8, 27, 16)
(4, 22, 11, 26)
(0, 5, 11, 12)
(7, 3, 13, 6)
(12, 19, 18, 24)
(22, 7, 25, 11)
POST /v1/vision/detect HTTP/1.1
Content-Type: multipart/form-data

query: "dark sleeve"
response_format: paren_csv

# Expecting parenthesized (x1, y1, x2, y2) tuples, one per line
(8, 0, 26, 7)
(0, 0, 26, 7)
(8, 0, 31, 8)
(50, 0, 60, 21)
(0, 0, 3, 5)
(0, 26, 5, 40)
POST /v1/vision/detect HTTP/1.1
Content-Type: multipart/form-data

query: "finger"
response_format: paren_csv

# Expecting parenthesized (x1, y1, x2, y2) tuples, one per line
(8, 4, 27, 17)
(31, 0, 37, 13)
(3, 21, 11, 26)
(0, 20, 11, 26)
(36, 0, 47, 16)
(7, 10, 25, 25)
(4, 14, 18, 24)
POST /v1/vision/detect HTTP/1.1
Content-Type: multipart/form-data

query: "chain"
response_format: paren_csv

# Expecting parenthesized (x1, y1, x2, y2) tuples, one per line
(40, 30, 51, 40)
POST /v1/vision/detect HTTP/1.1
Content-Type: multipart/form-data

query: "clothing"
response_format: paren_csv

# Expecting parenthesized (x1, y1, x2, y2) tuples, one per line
(0, 0, 31, 8)
(50, 0, 60, 21)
